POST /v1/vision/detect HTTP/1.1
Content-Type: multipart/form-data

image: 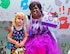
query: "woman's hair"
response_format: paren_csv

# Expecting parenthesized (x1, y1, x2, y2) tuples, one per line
(29, 1, 43, 16)
(12, 12, 26, 26)
(29, 1, 42, 11)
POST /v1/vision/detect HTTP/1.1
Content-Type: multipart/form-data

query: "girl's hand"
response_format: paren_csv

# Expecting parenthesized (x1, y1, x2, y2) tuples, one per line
(15, 42, 20, 48)
(20, 41, 24, 47)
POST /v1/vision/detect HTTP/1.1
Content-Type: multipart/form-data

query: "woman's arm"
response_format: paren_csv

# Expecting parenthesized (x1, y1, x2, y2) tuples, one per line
(42, 12, 58, 28)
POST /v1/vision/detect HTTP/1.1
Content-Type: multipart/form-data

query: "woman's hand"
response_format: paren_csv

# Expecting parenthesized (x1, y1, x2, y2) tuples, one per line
(50, 12, 58, 17)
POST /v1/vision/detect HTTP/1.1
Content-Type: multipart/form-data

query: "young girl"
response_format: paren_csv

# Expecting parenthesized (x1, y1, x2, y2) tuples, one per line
(8, 12, 28, 54)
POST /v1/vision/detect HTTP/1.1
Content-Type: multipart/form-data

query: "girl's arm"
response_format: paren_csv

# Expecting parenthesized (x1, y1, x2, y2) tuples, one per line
(8, 27, 19, 45)
(20, 26, 28, 47)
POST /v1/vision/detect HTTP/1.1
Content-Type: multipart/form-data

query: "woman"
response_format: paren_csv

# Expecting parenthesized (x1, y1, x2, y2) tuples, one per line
(25, 1, 61, 54)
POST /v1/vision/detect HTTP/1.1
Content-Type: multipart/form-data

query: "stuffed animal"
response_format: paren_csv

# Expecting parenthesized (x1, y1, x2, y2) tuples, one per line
(11, 48, 25, 54)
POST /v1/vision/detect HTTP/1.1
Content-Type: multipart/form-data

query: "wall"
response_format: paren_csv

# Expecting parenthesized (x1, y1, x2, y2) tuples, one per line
(0, 0, 70, 54)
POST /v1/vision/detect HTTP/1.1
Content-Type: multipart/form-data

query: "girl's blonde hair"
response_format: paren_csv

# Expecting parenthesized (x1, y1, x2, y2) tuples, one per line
(12, 12, 26, 26)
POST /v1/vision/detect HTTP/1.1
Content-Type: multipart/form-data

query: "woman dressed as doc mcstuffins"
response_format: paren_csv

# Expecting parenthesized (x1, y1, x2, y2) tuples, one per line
(25, 1, 62, 54)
